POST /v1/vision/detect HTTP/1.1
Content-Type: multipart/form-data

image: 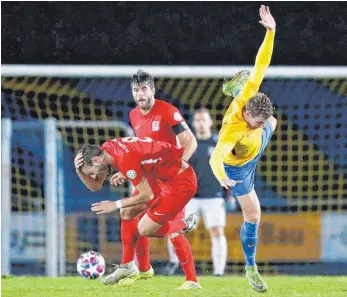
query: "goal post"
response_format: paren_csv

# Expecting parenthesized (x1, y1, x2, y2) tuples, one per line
(1, 118, 12, 276)
(1, 117, 134, 276)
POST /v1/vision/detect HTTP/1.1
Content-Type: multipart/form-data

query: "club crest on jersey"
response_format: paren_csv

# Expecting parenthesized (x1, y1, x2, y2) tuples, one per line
(126, 170, 137, 180)
(173, 112, 183, 122)
(152, 121, 160, 132)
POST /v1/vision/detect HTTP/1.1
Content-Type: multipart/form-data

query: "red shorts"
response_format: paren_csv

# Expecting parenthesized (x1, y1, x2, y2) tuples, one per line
(146, 165, 197, 225)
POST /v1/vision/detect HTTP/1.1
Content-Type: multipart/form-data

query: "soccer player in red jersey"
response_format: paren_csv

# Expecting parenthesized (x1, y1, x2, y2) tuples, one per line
(126, 70, 199, 282)
(75, 137, 201, 289)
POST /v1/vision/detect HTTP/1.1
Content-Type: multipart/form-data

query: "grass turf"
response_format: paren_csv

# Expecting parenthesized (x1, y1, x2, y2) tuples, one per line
(2, 275, 347, 297)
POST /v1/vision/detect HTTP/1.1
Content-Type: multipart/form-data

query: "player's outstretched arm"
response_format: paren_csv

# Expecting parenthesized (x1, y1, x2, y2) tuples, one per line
(74, 152, 107, 191)
(121, 176, 155, 208)
(209, 143, 229, 181)
(91, 177, 154, 214)
(240, 5, 276, 99)
(250, 5, 276, 86)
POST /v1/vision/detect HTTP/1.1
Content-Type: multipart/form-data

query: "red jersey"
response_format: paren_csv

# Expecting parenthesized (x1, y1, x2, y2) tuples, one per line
(101, 137, 183, 187)
(129, 99, 188, 146)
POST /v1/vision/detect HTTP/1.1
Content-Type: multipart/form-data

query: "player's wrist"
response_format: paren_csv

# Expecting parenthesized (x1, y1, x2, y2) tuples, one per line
(115, 200, 123, 210)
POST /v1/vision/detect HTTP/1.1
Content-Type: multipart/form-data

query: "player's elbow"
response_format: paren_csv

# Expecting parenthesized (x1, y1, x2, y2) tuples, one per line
(184, 133, 197, 152)
(209, 148, 217, 166)
(209, 156, 217, 172)
(190, 135, 198, 153)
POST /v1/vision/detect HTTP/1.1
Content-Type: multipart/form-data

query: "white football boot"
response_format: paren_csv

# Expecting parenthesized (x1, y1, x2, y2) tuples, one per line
(102, 261, 139, 285)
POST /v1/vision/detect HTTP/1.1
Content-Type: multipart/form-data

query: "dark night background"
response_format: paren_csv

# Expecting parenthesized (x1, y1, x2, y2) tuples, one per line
(2, 1, 347, 65)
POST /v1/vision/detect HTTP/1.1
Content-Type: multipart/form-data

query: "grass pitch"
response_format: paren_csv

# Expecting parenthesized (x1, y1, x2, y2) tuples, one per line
(2, 275, 347, 297)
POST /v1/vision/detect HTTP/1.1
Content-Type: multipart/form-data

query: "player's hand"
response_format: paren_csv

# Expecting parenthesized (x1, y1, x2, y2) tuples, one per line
(91, 200, 119, 214)
(110, 172, 126, 186)
(259, 5, 276, 32)
(74, 153, 84, 172)
(220, 178, 243, 189)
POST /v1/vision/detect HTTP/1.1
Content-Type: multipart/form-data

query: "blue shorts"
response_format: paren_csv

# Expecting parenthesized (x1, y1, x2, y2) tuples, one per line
(224, 122, 274, 197)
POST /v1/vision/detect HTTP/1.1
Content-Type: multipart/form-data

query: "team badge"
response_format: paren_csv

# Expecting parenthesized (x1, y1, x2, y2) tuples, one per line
(173, 112, 183, 122)
(126, 170, 137, 179)
(152, 121, 160, 131)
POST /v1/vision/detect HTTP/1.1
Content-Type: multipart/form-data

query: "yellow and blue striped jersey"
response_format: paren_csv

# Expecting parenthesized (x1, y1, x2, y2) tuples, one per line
(210, 30, 275, 181)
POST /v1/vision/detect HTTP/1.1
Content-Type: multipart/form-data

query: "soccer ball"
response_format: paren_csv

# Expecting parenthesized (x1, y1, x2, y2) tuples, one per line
(77, 251, 106, 280)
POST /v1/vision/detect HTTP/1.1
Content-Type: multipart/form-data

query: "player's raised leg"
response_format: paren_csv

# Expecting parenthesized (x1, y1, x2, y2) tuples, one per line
(237, 189, 267, 292)
(165, 210, 199, 286)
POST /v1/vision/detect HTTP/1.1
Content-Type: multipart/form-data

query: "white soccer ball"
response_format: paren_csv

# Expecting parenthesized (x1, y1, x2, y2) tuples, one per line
(77, 251, 106, 280)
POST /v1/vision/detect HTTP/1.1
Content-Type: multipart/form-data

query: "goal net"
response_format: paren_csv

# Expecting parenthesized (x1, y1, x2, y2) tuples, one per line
(1, 65, 346, 275)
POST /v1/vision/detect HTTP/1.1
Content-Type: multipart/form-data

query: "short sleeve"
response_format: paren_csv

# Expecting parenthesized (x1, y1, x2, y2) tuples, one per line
(165, 104, 185, 127)
(117, 152, 144, 187)
(164, 104, 189, 135)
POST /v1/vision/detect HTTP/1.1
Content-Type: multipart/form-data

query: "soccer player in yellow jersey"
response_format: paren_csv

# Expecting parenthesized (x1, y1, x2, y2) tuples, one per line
(209, 5, 277, 293)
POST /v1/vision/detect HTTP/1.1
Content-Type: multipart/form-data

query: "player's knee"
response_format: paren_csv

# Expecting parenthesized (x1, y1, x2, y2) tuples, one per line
(246, 213, 261, 224)
(209, 226, 225, 238)
(138, 225, 152, 237)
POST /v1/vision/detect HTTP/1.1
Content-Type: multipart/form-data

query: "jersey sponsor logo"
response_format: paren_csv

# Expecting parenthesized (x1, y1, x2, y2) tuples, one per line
(126, 170, 137, 179)
(173, 112, 183, 122)
(152, 121, 160, 132)
(208, 146, 215, 156)
(141, 157, 162, 165)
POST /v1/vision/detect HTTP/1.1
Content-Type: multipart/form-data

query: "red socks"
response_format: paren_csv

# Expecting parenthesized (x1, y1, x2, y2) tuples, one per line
(136, 235, 151, 272)
(171, 234, 197, 282)
(120, 217, 139, 264)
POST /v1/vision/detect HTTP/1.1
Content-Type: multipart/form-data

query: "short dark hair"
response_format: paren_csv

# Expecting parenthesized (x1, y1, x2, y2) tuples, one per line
(245, 92, 274, 119)
(78, 144, 103, 166)
(194, 107, 212, 118)
(130, 69, 155, 88)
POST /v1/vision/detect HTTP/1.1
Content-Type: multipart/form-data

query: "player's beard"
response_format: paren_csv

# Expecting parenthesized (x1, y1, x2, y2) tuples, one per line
(136, 96, 153, 110)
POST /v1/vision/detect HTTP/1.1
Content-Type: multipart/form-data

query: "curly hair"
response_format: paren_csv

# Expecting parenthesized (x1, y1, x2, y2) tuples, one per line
(130, 69, 155, 89)
(245, 92, 274, 119)
(78, 144, 103, 166)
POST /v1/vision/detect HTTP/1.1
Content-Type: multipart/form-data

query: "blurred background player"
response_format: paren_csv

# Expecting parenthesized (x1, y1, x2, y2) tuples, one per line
(107, 70, 199, 289)
(165, 108, 228, 276)
(209, 5, 277, 293)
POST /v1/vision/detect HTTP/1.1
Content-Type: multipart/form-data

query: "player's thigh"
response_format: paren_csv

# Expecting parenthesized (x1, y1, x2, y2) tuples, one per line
(201, 198, 226, 229)
(147, 169, 197, 225)
(138, 213, 162, 236)
(236, 189, 261, 223)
